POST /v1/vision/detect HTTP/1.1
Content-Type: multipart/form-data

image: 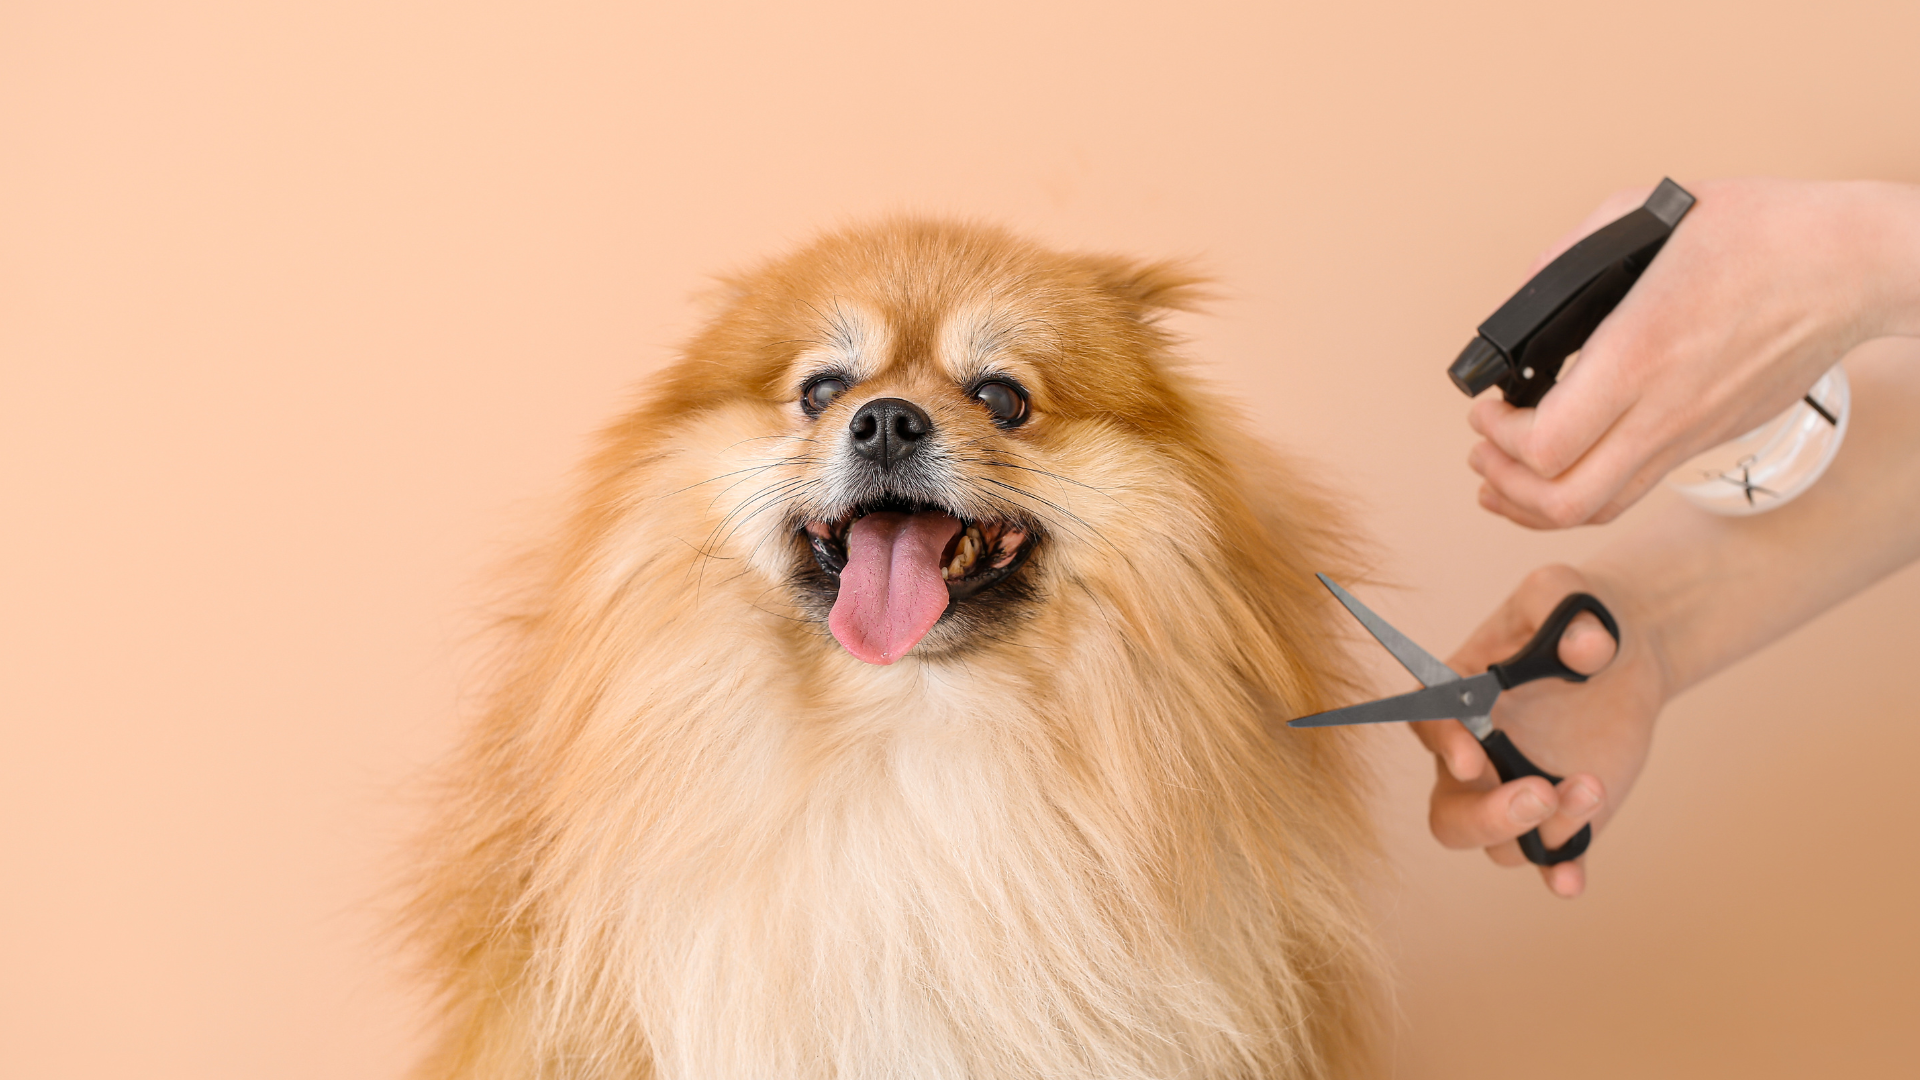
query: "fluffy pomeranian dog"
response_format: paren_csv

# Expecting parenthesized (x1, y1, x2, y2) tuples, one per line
(406, 220, 1380, 1079)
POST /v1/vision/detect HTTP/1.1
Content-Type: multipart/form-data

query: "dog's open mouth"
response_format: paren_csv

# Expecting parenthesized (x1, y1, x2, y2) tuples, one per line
(801, 500, 1034, 665)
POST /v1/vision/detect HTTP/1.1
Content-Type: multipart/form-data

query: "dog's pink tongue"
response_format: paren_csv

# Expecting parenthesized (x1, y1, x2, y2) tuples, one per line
(829, 511, 961, 665)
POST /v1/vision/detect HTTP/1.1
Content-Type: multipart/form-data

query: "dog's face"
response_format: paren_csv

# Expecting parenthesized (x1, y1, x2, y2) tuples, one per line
(784, 310, 1051, 665)
(656, 221, 1206, 666)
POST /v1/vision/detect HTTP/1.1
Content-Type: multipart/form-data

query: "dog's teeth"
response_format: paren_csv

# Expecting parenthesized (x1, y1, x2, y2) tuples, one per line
(946, 533, 983, 580)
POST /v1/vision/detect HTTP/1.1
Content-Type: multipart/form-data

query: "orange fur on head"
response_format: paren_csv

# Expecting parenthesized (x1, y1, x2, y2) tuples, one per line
(405, 220, 1381, 1079)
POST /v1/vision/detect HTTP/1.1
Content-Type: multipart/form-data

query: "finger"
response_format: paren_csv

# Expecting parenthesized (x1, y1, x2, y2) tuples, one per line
(1472, 456, 1547, 528)
(1478, 483, 1575, 533)
(1486, 840, 1527, 868)
(1409, 718, 1489, 783)
(1557, 613, 1618, 676)
(1537, 774, 1605, 848)
(1470, 433, 1657, 529)
(1469, 444, 1605, 528)
(1488, 783, 1597, 894)
(1541, 859, 1587, 898)
(1468, 351, 1639, 481)
(1477, 480, 1541, 529)
(1431, 774, 1558, 850)
(1489, 842, 1587, 891)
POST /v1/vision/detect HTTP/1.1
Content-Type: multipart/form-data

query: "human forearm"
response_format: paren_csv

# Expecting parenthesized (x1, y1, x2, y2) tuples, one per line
(1582, 339, 1920, 698)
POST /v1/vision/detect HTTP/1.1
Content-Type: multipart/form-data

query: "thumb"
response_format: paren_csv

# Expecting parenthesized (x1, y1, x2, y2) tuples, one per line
(1558, 610, 1618, 676)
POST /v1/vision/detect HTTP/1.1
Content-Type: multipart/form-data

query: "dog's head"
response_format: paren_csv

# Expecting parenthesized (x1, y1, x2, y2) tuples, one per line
(609, 219, 1333, 675)
(647, 220, 1211, 665)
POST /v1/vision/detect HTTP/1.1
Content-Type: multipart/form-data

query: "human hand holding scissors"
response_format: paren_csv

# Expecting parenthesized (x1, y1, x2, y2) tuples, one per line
(1421, 565, 1661, 897)
(1291, 567, 1660, 896)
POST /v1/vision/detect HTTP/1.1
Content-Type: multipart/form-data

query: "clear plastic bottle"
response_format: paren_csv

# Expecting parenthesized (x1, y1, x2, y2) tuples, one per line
(1667, 366, 1850, 515)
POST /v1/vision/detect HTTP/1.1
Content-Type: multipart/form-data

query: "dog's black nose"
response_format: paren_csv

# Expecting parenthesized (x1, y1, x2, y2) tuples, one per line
(848, 397, 931, 469)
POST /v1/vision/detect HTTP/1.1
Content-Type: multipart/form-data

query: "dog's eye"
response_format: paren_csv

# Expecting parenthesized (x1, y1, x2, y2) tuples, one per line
(801, 377, 848, 416)
(972, 380, 1029, 427)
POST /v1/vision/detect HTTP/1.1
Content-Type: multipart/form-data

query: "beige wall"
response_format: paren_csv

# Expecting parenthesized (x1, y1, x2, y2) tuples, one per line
(6, 2, 1918, 1076)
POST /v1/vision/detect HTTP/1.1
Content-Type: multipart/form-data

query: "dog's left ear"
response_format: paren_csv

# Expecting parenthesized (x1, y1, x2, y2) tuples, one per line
(1082, 257, 1209, 320)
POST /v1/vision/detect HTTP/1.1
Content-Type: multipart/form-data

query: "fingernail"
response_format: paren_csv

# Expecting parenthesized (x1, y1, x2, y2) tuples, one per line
(1562, 781, 1601, 816)
(1510, 789, 1552, 826)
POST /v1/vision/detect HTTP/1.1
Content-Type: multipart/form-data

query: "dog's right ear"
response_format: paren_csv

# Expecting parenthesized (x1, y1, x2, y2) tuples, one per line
(1081, 257, 1210, 321)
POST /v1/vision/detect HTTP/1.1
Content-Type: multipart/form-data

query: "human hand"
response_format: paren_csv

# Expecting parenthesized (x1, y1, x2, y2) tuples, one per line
(1413, 564, 1667, 897)
(1469, 177, 1920, 528)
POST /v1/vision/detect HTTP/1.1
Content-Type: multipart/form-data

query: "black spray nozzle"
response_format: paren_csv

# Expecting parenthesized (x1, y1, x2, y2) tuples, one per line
(1448, 337, 1510, 398)
(1449, 178, 1695, 407)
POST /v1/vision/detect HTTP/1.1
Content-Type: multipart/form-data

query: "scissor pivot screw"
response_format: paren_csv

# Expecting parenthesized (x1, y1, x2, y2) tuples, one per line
(1460, 690, 1475, 705)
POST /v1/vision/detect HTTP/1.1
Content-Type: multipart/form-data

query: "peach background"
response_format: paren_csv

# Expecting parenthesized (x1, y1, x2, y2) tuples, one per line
(6, 2, 1918, 1077)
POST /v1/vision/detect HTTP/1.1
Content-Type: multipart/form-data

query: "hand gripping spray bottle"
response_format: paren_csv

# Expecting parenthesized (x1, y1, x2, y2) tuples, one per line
(1447, 179, 1848, 514)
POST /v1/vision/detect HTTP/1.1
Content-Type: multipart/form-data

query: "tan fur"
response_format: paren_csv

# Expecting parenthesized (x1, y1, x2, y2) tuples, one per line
(405, 220, 1381, 1079)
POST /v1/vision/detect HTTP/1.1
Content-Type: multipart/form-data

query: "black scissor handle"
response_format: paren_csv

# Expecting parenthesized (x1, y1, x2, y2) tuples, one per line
(1489, 592, 1620, 690)
(1481, 730, 1592, 866)
(1482, 592, 1621, 866)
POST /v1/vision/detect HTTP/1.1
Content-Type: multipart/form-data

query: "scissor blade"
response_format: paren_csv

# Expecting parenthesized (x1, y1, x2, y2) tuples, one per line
(1318, 574, 1460, 689)
(1288, 671, 1503, 728)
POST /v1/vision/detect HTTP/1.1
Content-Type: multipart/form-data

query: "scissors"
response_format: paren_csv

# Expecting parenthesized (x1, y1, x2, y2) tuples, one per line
(1288, 574, 1620, 866)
